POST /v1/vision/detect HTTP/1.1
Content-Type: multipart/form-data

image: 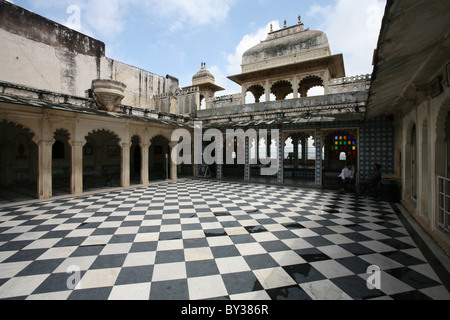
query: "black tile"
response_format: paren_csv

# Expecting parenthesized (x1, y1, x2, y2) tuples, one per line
(129, 241, 158, 253)
(229, 234, 255, 244)
(68, 287, 112, 300)
(339, 243, 375, 256)
(115, 265, 153, 285)
(260, 240, 291, 253)
(159, 231, 182, 241)
(222, 271, 263, 295)
(4, 249, 47, 262)
(335, 256, 372, 274)
(303, 236, 335, 247)
(244, 254, 278, 270)
(70, 245, 104, 257)
(244, 226, 268, 234)
(16, 259, 64, 277)
(295, 248, 332, 263)
(267, 285, 312, 300)
(385, 267, 441, 290)
(390, 290, 432, 300)
(33, 272, 83, 294)
(90, 254, 127, 270)
(0, 240, 34, 252)
(155, 250, 185, 264)
(149, 279, 189, 300)
(186, 260, 220, 278)
(204, 229, 227, 237)
(283, 264, 327, 284)
(331, 275, 384, 300)
(54, 237, 86, 247)
(183, 238, 209, 249)
(211, 245, 241, 258)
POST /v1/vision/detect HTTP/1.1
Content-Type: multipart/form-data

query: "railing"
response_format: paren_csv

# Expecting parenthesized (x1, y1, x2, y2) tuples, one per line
(438, 176, 450, 233)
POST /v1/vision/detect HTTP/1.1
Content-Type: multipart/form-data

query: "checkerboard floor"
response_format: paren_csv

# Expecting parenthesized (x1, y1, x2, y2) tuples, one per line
(0, 179, 449, 300)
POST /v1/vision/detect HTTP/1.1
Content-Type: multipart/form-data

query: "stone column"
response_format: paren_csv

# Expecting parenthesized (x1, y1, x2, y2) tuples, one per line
(71, 141, 84, 195)
(169, 141, 178, 181)
(293, 135, 299, 169)
(293, 76, 299, 99)
(265, 80, 271, 102)
(37, 140, 53, 199)
(121, 143, 131, 188)
(140, 143, 150, 185)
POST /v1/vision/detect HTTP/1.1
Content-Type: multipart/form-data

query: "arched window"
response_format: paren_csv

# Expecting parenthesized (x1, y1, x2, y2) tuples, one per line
(52, 141, 65, 159)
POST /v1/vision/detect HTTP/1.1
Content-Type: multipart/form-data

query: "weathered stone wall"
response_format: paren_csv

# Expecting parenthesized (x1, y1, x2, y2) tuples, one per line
(0, 0, 178, 110)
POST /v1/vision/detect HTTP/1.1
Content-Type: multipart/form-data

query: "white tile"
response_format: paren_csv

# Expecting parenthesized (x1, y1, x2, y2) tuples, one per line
(123, 252, 156, 267)
(359, 241, 396, 253)
(182, 230, 205, 239)
(225, 227, 248, 236)
(27, 291, 72, 300)
(409, 264, 442, 283)
(281, 238, 314, 250)
(253, 267, 296, 289)
(11, 231, 48, 241)
(54, 256, 97, 273)
(360, 253, 403, 270)
(318, 245, 354, 259)
(251, 232, 279, 242)
(134, 232, 159, 242)
(229, 290, 271, 301)
(37, 246, 78, 260)
(207, 236, 233, 247)
(377, 271, 414, 295)
(152, 262, 187, 282)
(100, 243, 133, 255)
(0, 261, 32, 278)
(269, 251, 306, 266)
(322, 234, 354, 245)
(188, 275, 228, 300)
(156, 239, 184, 251)
(235, 243, 267, 256)
(114, 226, 140, 235)
(81, 235, 112, 247)
(300, 279, 352, 300)
(184, 247, 214, 262)
(108, 283, 151, 300)
(216, 256, 251, 274)
(310, 260, 354, 279)
(420, 286, 450, 300)
(76, 268, 121, 290)
(0, 275, 49, 299)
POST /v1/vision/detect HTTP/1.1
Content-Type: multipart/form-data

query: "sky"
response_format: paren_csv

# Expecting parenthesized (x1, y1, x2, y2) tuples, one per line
(7, 0, 387, 96)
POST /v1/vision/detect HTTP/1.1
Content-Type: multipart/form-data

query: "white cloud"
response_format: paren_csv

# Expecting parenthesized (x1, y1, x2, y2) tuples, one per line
(226, 20, 280, 75)
(145, 0, 235, 32)
(307, 0, 386, 76)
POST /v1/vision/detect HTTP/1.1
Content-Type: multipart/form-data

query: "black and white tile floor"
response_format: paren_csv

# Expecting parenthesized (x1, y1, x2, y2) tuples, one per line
(0, 179, 449, 300)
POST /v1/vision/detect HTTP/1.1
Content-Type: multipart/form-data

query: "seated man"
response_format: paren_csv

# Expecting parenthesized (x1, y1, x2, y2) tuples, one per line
(356, 164, 382, 196)
(338, 163, 355, 193)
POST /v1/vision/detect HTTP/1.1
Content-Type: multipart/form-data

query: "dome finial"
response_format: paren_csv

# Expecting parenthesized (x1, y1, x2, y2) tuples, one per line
(298, 15, 302, 24)
(284, 20, 287, 28)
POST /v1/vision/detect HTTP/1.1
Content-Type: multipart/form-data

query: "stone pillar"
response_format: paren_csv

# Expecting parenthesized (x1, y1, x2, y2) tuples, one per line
(121, 143, 131, 188)
(293, 135, 299, 169)
(71, 141, 84, 195)
(293, 76, 299, 99)
(140, 143, 150, 185)
(265, 80, 271, 102)
(169, 141, 178, 181)
(37, 140, 53, 199)
(244, 137, 249, 181)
